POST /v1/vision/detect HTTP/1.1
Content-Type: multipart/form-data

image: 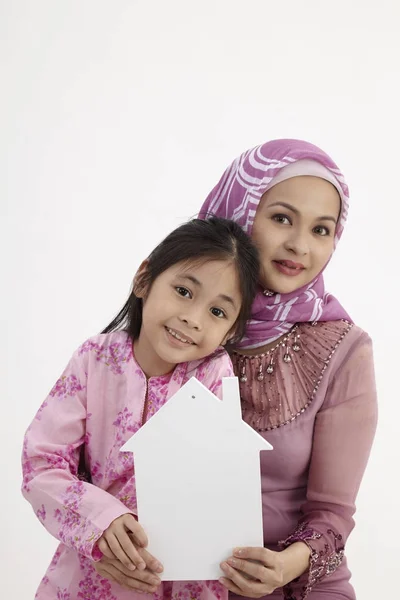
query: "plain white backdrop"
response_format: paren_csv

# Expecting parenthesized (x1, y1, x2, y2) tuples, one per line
(2, 1, 399, 597)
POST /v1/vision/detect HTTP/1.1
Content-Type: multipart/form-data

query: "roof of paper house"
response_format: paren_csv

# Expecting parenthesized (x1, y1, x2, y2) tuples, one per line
(124, 377, 272, 453)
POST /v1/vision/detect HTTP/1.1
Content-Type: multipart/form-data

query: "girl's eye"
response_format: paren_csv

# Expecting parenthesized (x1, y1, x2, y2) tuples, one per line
(272, 214, 291, 225)
(210, 307, 226, 319)
(176, 286, 192, 298)
(313, 225, 330, 236)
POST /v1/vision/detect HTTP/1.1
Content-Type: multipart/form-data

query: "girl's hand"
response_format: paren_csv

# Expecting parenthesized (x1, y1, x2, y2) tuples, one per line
(93, 547, 163, 593)
(219, 547, 285, 598)
(97, 513, 149, 571)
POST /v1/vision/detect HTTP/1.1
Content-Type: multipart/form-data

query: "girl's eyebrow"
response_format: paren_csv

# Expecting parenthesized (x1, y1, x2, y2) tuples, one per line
(268, 201, 337, 224)
(179, 274, 238, 310)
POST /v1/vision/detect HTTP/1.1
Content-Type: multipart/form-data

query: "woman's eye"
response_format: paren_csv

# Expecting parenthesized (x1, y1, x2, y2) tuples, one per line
(272, 214, 291, 225)
(176, 286, 191, 298)
(313, 225, 330, 236)
(210, 307, 226, 319)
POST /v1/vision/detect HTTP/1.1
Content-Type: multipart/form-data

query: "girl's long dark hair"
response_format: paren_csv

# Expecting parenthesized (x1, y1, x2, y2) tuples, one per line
(102, 217, 259, 347)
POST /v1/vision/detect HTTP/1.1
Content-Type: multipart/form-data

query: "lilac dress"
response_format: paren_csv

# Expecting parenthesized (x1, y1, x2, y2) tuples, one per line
(230, 320, 377, 600)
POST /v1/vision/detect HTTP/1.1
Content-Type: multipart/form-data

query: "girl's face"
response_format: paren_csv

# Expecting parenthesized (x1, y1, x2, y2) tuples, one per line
(251, 176, 341, 294)
(135, 259, 242, 376)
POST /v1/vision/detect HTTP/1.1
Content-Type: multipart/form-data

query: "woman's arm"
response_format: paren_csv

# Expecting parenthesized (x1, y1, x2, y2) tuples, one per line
(220, 332, 378, 598)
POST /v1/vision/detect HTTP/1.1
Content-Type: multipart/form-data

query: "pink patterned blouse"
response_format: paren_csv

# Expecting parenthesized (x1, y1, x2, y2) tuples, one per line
(22, 331, 233, 600)
(230, 320, 377, 600)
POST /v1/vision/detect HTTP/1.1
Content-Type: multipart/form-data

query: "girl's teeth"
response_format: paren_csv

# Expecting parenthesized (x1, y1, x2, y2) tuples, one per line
(168, 328, 190, 343)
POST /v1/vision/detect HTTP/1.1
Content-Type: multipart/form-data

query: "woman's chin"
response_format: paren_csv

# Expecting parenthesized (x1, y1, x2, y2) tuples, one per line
(262, 275, 309, 296)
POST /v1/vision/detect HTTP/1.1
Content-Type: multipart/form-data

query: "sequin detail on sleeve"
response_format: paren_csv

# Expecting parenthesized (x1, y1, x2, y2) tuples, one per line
(280, 523, 345, 599)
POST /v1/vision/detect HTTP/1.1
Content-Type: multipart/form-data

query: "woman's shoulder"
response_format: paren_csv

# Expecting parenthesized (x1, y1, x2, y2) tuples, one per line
(297, 320, 373, 377)
(298, 320, 371, 349)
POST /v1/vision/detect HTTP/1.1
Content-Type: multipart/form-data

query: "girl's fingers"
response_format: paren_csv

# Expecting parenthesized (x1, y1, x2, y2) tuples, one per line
(116, 527, 146, 570)
(123, 514, 148, 548)
(97, 537, 115, 560)
(105, 532, 137, 570)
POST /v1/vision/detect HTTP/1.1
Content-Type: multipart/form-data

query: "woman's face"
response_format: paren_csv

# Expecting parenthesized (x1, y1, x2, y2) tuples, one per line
(251, 176, 341, 294)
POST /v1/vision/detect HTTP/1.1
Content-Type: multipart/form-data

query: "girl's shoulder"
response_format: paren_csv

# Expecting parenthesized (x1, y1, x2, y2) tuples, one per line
(184, 347, 234, 383)
(73, 330, 133, 370)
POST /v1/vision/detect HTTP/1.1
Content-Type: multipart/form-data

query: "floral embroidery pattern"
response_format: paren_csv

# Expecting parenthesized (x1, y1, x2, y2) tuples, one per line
(279, 522, 322, 547)
(77, 554, 118, 600)
(22, 331, 232, 599)
(22, 436, 34, 492)
(23, 437, 79, 494)
(205, 580, 226, 599)
(79, 339, 132, 375)
(35, 400, 48, 420)
(50, 549, 62, 570)
(280, 523, 344, 599)
(305, 529, 344, 593)
(115, 476, 138, 512)
(54, 481, 100, 557)
(36, 504, 46, 522)
(50, 374, 84, 400)
(146, 379, 171, 421)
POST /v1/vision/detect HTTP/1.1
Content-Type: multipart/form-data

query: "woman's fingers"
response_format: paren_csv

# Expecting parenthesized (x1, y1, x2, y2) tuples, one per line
(94, 562, 119, 584)
(94, 558, 161, 593)
(232, 547, 274, 566)
(220, 562, 267, 597)
(136, 546, 164, 574)
(226, 557, 268, 581)
(219, 576, 247, 596)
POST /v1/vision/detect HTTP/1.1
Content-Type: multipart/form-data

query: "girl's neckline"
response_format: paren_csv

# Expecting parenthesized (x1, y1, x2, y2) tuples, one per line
(131, 337, 175, 381)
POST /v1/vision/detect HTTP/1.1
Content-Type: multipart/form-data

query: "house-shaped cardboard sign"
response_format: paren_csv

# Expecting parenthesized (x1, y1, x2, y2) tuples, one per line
(121, 377, 272, 581)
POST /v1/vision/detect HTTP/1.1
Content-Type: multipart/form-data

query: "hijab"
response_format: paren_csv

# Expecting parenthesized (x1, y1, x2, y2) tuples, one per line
(199, 139, 351, 348)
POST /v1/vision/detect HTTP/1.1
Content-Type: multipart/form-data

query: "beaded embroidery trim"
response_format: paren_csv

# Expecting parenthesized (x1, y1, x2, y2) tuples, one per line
(232, 321, 353, 432)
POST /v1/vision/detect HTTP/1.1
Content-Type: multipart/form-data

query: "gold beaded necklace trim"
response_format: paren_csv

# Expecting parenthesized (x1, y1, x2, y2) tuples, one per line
(233, 325, 300, 382)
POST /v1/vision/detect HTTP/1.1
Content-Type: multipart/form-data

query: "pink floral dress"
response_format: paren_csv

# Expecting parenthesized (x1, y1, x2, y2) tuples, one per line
(22, 331, 233, 600)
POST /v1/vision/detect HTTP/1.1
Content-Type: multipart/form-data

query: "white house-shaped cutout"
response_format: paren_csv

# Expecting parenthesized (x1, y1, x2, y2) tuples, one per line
(121, 377, 272, 581)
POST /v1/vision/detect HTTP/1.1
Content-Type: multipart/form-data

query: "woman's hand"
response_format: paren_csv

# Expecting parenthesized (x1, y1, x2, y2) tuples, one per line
(93, 546, 163, 593)
(96, 513, 149, 571)
(220, 542, 310, 597)
(219, 547, 284, 598)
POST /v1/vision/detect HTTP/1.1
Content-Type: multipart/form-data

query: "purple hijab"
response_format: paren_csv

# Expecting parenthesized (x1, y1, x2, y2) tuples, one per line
(199, 139, 351, 348)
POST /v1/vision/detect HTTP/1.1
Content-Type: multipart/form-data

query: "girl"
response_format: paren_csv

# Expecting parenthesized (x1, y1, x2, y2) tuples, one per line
(22, 216, 260, 600)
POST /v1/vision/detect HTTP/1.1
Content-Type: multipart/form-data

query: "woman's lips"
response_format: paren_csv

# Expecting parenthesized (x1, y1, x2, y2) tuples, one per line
(273, 260, 305, 277)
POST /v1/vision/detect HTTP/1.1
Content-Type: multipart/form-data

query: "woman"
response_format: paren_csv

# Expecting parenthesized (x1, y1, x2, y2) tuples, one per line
(95, 139, 377, 599)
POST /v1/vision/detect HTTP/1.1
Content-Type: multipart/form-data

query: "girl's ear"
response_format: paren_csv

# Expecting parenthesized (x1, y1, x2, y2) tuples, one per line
(133, 260, 150, 298)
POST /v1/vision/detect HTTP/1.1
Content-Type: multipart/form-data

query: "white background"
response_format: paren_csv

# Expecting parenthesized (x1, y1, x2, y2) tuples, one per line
(2, 1, 399, 597)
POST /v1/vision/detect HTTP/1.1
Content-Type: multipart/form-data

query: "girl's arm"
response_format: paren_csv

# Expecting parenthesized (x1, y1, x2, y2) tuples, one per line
(21, 345, 140, 561)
